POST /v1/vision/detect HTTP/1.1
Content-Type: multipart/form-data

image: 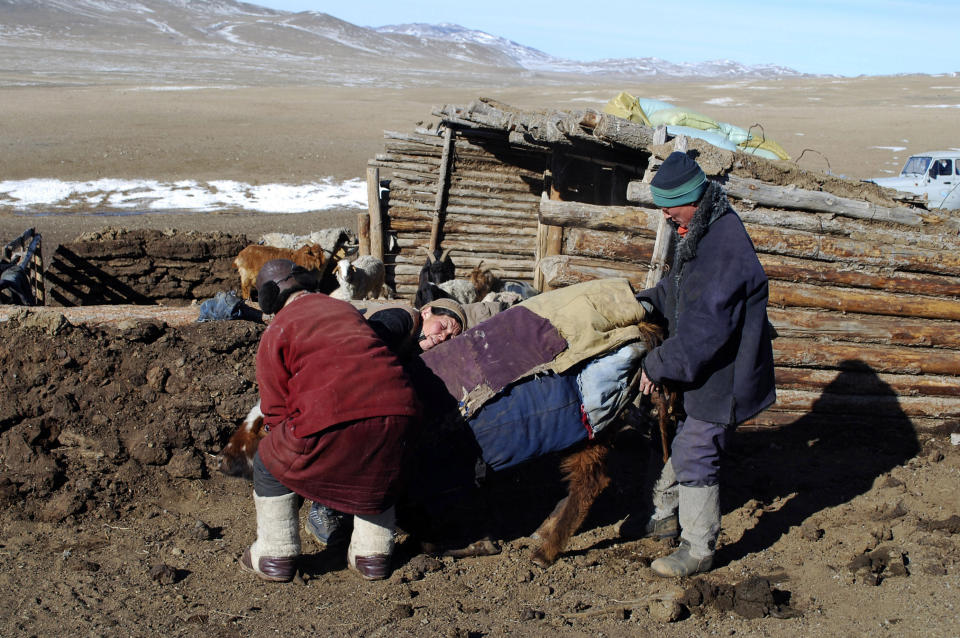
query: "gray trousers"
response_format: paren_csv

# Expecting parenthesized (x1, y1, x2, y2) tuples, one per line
(652, 415, 730, 519)
(253, 451, 293, 498)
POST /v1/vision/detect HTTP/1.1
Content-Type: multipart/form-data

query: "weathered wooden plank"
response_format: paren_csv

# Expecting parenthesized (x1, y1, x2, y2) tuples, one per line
(760, 254, 960, 298)
(537, 171, 566, 291)
(627, 178, 924, 227)
(737, 207, 957, 252)
(428, 127, 455, 253)
(395, 237, 535, 257)
(388, 200, 537, 220)
(538, 254, 647, 288)
(742, 410, 942, 431)
(387, 213, 537, 233)
(748, 225, 960, 276)
(538, 199, 661, 235)
(773, 337, 960, 376)
(627, 182, 958, 273)
(722, 176, 924, 227)
(392, 255, 532, 271)
(768, 280, 960, 321)
(435, 99, 654, 151)
(390, 182, 542, 203)
(387, 163, 544, 183)
(773, 366, 960, 397)
(562, 227, 655, 264)
(366, 167, 383, 260)
(767, 307, 960, 349)
(357, 213, 370, 257)
(769, 389, 960, 419)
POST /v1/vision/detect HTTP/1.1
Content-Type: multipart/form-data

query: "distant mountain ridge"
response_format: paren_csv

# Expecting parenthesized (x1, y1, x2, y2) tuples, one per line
(0, 0, 803, 87)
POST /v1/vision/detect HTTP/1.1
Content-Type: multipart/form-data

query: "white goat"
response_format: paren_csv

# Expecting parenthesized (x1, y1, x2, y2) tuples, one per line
(330, 256, 388, 300)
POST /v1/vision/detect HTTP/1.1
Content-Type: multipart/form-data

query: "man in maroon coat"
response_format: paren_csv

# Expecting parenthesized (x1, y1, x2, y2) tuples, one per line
(240, 259, 421, 582)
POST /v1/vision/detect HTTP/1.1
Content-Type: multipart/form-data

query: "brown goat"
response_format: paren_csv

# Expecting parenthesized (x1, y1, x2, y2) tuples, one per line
(232, 243, 326, 299)
(467, 262, 498, 300)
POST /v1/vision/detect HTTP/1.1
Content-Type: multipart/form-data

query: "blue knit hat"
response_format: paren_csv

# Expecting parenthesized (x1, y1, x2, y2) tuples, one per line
(649, 152, 708, 208)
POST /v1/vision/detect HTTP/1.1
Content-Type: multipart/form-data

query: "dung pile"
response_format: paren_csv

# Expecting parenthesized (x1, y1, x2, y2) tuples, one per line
(0, 316, 262, 522)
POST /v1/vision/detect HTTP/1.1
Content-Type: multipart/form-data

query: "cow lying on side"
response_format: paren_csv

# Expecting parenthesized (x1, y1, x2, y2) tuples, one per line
(218, 330, 677, 567)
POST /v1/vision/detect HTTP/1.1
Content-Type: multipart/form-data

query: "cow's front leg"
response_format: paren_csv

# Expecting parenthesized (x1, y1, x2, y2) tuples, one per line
(530, 443, 611, 567)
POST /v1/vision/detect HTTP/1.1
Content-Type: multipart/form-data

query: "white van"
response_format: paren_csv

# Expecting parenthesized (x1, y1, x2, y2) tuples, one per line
(870, 151, 960, 210)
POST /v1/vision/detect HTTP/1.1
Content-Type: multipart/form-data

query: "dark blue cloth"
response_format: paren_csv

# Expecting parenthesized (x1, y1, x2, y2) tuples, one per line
(467, 372, 588, 471)
(197, 291, 253, 322)
(637, 183, 776, 425)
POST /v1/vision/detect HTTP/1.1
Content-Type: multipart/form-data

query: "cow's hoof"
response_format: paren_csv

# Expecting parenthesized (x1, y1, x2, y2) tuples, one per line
(529, 547, 556, 568)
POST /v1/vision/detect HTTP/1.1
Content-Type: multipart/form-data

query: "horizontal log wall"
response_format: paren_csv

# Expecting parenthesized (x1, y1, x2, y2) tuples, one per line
(376, 104, 956, 432)
(371, 129, 546, 298)
(624, 179, 960, 431)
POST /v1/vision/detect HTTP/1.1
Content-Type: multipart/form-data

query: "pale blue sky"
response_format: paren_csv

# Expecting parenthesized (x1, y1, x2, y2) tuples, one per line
(251, 1, 958, 77)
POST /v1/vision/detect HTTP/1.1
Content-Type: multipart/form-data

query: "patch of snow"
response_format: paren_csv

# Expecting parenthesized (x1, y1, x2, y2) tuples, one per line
(0, 177, 367, 214)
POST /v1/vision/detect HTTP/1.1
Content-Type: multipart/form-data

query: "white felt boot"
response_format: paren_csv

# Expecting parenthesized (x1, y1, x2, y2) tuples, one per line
(241, 492, 301, 582)
(651, 485, 719, 578)
(347, 506, 395, 581)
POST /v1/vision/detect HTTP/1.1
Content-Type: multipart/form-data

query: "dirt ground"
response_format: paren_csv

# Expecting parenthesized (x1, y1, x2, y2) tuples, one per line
(1, 305, 959, 637)
(1, 75, 960, 637)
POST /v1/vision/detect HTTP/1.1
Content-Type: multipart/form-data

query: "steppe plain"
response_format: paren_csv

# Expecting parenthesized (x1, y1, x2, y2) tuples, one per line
(1, 66, 960, 638)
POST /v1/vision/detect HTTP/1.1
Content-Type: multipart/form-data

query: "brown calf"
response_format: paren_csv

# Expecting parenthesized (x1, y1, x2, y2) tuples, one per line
(218, 379, 677, 568)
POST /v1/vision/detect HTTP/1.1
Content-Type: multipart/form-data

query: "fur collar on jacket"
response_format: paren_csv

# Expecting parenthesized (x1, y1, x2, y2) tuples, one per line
(671, 180, 730, 285)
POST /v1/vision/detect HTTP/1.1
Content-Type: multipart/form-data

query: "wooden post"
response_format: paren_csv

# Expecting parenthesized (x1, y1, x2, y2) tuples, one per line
(535, 153, 566, 291)
(357, 213, 371, 257)
(643, 135, 687, 289)
(429, 126, 455, 253)
(31, 236, 43, 305)
(366, 166, 383, 260)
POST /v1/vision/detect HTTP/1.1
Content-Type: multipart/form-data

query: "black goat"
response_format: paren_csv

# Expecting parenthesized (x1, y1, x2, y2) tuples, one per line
(414, 248, 456, 308)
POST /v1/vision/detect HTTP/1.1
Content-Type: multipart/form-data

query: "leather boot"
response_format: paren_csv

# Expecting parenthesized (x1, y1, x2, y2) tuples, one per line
(347, 506, 395, 581)
(240, 492, 301, 582)
(651, 484, 719, 578)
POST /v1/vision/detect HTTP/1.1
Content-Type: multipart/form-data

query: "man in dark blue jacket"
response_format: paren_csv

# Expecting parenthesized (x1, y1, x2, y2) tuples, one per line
(632, 151, 776, 577)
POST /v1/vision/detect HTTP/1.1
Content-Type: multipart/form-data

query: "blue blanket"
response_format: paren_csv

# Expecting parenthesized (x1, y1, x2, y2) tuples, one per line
(467, 372, 587, 471)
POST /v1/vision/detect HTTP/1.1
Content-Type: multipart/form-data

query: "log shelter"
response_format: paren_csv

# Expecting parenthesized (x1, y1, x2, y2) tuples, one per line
(365, 97, 960, 431)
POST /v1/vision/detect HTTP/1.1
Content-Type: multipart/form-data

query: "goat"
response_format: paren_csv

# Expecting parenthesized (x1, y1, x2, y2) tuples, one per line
(414, 248, 455, 308)
(329, 255, 388, 301)
(233, 243, 327, 300)
(218, 326, 677, 568)
(467, 263, 498, 300)
(436, 279, 477, 305)
(259, 228, 353, 253)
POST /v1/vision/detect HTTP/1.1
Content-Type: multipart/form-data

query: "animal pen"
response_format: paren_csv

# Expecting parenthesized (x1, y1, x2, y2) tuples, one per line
(362, 97, 960, 431)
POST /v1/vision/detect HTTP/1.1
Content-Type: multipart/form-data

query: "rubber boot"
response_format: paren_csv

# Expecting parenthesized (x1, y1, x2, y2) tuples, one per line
(651, 484, 719, 578)
(621, 458, 680, 540)
(240, 492, 301, 582)
(347, 506, 395, 581)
